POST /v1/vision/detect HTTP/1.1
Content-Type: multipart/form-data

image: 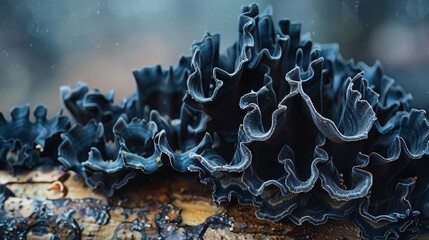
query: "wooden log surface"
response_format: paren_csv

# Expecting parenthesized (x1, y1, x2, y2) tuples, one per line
(0, 167, 363, 239)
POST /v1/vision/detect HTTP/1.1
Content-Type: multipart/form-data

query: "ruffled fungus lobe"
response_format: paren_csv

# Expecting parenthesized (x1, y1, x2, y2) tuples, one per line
(0, 105, 70, 174)
(1, 3, 429, 239)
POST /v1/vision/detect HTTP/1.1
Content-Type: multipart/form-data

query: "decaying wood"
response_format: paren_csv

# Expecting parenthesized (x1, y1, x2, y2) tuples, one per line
(0, 167, 362, 239)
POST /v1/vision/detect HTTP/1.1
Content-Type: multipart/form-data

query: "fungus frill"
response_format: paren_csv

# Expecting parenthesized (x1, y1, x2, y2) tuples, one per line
(0, 105, 70, 174)
(0, 3, 428, 239)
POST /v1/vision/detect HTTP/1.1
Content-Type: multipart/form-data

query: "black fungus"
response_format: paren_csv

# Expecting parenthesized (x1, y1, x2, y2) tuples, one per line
(0, 105, 70, 174)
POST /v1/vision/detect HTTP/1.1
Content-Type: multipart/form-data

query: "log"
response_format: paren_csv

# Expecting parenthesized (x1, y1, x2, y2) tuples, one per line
(0, 167, 362, 239)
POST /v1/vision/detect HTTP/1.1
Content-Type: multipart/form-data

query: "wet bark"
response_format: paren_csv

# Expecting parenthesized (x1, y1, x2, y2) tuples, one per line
(0, 167, 361, 239)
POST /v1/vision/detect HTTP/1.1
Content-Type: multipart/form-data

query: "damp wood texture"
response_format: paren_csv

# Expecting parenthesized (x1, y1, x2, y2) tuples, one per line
(0, 167, 362, 239)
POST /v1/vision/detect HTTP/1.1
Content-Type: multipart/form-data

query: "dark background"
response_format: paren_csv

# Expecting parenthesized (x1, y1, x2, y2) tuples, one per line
(0, 0, 428, 114)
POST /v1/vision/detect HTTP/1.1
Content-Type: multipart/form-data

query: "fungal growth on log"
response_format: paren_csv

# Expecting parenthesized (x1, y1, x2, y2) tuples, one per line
(1, 3, 429, 240)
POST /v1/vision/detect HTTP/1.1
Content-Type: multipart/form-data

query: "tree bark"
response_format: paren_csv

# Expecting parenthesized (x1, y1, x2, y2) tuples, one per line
(0, 167, 361, 239)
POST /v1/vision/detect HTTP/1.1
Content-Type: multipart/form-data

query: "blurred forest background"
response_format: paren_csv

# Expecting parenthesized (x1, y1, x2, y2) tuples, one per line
(0, 0, 428, 114)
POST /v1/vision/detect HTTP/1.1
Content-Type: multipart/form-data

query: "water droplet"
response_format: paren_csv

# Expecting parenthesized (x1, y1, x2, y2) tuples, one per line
(115, 42, 119, 46)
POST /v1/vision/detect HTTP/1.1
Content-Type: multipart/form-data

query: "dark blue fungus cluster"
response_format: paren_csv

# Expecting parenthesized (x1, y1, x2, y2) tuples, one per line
(0, 105, 70, 174)
(180, 4, 429, 239)
(57, 56, 193, 196)
(0, 3, 428, 239)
